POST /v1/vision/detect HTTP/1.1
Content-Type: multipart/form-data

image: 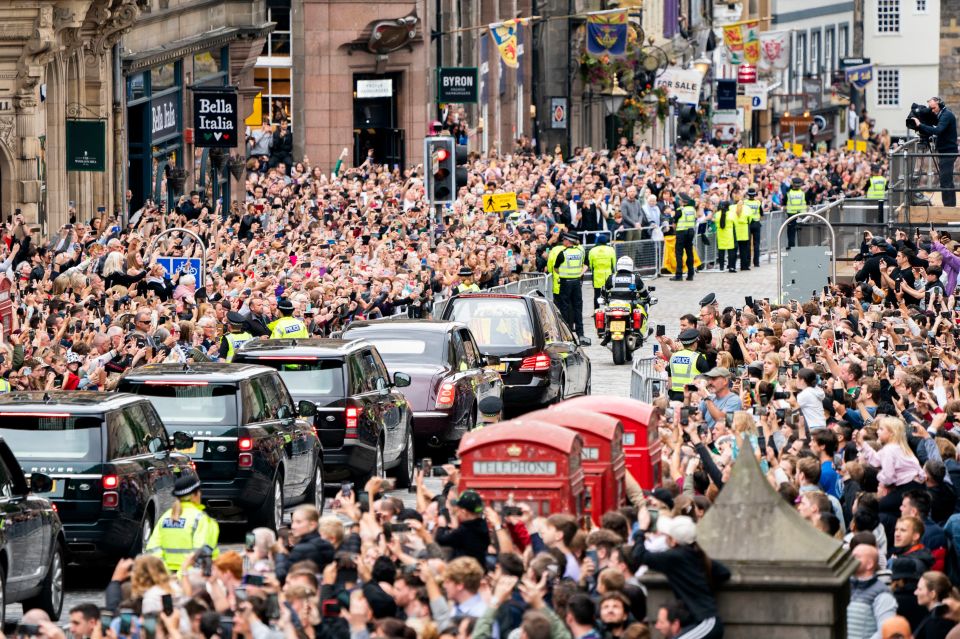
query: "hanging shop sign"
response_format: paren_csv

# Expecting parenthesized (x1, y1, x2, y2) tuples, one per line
(65, 119, 106, 172)
(437, 67, 479, 103)
(192, 88, 238, 148)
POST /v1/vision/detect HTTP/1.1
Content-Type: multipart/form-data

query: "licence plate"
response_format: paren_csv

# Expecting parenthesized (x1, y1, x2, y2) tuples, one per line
(487, 363, 508, 373)
(610, 321, 626, 332)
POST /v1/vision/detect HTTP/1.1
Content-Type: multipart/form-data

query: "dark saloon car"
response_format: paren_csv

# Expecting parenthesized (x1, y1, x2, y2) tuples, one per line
(0, 437, 65, 625)
(233, 339, 416, 487)
(118, 364, 325, 530)
(439, 292, 590, 412)
(341, 320, 502, 448)
(0, 391, 193, 563)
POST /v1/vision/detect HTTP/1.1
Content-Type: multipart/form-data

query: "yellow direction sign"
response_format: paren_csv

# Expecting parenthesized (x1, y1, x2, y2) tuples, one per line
(483, 192, 518, 213)
(846, 139, 868, 152)
(736, 148, 767, 165)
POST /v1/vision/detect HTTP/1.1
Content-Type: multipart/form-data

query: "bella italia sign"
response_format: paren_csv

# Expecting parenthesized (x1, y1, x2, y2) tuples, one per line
(192, 87, 238, 148)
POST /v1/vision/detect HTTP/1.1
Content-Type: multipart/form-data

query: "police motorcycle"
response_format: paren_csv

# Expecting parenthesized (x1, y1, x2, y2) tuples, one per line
(594, 257, 657, 365)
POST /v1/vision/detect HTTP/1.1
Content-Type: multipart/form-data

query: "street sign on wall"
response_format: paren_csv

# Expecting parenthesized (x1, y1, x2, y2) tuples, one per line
(155, 257, 204, 286)
(66, 119, 106, 172)
(192, 88, 238, 148)
(437, 67, 479, 103)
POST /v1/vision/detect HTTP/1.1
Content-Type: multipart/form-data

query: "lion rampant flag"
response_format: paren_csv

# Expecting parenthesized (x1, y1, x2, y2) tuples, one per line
(722, 20, 759, 65)
(489, 19, 528, 69)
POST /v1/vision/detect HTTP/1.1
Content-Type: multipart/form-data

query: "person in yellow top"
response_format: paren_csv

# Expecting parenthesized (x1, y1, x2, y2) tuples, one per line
(588, 233, 617, 311)
(865, 163, 887, 200)
(545, 238, 565, 296)
(146, 474, 220, 573)
(732, 198, 752, 272)
(715, 199, 737, 273)
(269, 298, 309, 339)
(742, 186, 764, 268)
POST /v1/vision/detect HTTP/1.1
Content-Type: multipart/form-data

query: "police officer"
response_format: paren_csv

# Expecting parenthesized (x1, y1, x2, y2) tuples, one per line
(603, 255, 646, 302)
(588, 233, 617, 310)
(455, 267, 481, 294)
(671, 195, 699, 281)
(146, 473, 220, 573)
(219, 312, 254, 362)
(668, 329, 707, 401)
(715, 199, 737, 273)
(743, 186, 764, 268)
(545, 239, 565, 298)
(785, 177, 807, 249)
(554, 232, 590, 343)
(732, 198, 752, 272)
(269, 298, 309, 339)
(0, 374, 10, 392)
(866, 164, 887, 201)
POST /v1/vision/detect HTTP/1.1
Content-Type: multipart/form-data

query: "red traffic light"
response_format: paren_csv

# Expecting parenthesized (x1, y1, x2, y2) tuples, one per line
(435, 148, 450, 162)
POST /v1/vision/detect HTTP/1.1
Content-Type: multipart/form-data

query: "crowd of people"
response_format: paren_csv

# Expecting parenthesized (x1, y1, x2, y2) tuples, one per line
(0, 120, 923, 639)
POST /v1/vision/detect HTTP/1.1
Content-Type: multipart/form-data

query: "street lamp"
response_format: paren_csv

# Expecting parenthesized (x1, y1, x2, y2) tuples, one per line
(603, 74, 628, 115)
(692, 57, 712, 76)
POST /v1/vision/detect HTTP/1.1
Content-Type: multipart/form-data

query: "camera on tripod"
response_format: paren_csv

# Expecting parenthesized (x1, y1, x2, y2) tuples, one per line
(906, 102, 938, 134)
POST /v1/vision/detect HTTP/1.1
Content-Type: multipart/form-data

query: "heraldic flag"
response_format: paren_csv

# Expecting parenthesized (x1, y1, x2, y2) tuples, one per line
(586, 9, 628, 58)
(489, 19, 527, 69)
(722, 20, 760, 65)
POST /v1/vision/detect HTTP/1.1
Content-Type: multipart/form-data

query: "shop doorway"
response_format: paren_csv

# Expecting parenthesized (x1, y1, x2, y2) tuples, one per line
(353, 72, 404, 170)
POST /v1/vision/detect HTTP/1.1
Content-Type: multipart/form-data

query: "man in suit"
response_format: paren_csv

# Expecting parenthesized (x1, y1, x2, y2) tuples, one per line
(912, 97, 958, 207)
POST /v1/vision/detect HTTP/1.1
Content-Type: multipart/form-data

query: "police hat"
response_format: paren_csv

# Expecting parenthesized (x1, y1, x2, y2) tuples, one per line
(870, 237, 888, 247)
(478, 396, 503, 416)
(562, 232, 580, 243)
(791, 177, 803, 186)
(681, 194, 696, 205)
(596, 233, 609, 245)
(678, 328, 699, 343)
(173, 473, 202, 497)
(277, 298, 294, 312)
(227, 311, 246, 325)
(746, 187, 758, 197)
(699, 292, 716, 307)
(458, 267, 474, 278)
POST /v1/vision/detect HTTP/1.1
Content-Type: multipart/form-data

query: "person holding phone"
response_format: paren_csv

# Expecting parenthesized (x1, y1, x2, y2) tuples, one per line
(274, 504, 335, 584)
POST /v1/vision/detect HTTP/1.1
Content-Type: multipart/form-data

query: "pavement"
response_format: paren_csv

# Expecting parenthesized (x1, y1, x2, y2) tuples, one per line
(51, 260, 781, 621)
(580, 259, 779, 396)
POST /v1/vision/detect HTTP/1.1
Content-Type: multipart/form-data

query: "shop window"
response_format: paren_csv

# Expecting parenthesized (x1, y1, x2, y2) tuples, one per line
(267, 5, 291, 56)
(151, 63, 177, 92)
(877, 0, 900, 33)
(128, 73, 147, 102)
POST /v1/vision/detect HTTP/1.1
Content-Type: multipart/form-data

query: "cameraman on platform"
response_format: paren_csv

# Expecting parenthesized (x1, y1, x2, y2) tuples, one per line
(911, 97, 958, 207)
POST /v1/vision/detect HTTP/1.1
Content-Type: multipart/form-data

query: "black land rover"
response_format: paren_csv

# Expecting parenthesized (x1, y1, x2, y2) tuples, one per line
(118, 363, 325, 530)
(0, 391, 193, 562)
(233, 339, 416, 486)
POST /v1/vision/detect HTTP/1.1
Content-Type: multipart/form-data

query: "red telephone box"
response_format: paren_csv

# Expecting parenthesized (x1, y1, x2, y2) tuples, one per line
(520, 408, 625, 525)
(0, 277, 12, 335)
(457, 419, 585, 519)
(554, 396, 662, 489)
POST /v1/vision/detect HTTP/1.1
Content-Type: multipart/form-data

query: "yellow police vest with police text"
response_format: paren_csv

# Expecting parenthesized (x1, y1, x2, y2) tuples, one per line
(589, 244, 617, 288)
(676, 206, 697, 232)
(670, 349, 699, 392)
(145, 501, 220, 573)
(224, 331, 253, 362)
(866, 176, 887, 200)
(786, 189, 806, 215)
(557, 246, 586, 279)
(269, 316, 309, 339)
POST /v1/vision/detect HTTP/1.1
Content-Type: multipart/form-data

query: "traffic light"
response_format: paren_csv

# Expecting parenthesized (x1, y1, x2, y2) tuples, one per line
(677, 104, 700, 145)
(454, 141, 469, 195)
(425, 136, 456, 204)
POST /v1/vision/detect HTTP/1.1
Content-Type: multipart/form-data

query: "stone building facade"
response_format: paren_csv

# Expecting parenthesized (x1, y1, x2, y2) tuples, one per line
(0, 0, 270, 233)
(941, 1, 960, 111)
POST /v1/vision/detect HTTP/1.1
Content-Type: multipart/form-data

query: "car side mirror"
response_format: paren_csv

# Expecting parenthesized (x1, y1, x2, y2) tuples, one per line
(298, 400, 317, 418)
(29, 472, 53, 494)
(393, 372, 412, 388)
(171, 431, 194, 451)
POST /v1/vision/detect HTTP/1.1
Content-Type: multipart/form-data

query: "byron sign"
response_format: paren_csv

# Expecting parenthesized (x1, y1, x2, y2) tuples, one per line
(192, 88, 238, 148)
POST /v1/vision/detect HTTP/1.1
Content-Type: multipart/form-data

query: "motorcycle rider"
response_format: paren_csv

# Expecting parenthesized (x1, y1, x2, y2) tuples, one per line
(599, 256, 649, 346)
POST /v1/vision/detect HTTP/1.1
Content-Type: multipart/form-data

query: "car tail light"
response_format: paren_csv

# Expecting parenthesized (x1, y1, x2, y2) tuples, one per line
(632, 308, 642, 330)
(519, 353, 551, 372)
(237, 433, 254, 467)
(594, 310, 605, 330)
(238, 437, 253, 451)
(346, 406, 363, 439)
(239, 453, 253, 468)
(102, 474, 119, 509)
(436, 382, 457, 409)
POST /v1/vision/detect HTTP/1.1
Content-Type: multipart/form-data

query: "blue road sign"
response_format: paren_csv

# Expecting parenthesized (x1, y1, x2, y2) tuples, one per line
(155, 257, 203, 286)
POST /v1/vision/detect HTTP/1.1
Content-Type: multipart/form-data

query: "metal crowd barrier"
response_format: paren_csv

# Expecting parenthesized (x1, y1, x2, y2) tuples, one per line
(629, 355, 663, 403)
(612, 239, 662, 279)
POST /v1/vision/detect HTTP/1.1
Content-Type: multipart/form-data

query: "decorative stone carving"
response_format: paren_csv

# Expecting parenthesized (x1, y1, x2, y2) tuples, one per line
(0, 116, 15, 151)
(16, 6, 58, 96)
(92, 0, 140, 55)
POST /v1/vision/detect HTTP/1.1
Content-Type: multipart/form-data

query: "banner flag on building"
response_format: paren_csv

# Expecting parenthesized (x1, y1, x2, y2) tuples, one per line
(586, 9, 628, 58)
(489, 19, 528, 69)
(722, 19, 760, 65)
(758, 30, 790, 71)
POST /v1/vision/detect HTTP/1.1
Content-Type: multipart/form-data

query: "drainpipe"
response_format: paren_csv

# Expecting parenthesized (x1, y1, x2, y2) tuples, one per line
(113, 41, 127, 223)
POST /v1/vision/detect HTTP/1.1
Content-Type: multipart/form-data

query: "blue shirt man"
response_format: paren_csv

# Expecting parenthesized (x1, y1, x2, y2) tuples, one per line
(698, 367, 743, 430)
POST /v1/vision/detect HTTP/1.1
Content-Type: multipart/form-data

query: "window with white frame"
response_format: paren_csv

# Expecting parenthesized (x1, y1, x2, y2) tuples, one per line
(252, 1, 292, 125)
(915, 0, 927, 13)
(810, 31, 821, 76)
(825, 28, 835, 76)
(877, 0, 900, 33)
(839, 24, 849, 57)
(876, 68, 900, 107)
(794, 32, 806, 91)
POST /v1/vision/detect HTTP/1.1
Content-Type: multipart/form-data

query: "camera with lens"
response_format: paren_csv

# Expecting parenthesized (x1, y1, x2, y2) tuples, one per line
(194, 544, 215, 577)
(906, 102, 938, 135)
(772, 390, 791, 400)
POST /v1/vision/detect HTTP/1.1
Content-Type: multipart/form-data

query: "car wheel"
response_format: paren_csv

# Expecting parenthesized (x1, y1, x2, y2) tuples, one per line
(395, 424, 415, 489)
(135, 509, 155, 555)
(24, 541, 64, 621)
(305, 462, 324, 514)
(254, 474, 284, 531)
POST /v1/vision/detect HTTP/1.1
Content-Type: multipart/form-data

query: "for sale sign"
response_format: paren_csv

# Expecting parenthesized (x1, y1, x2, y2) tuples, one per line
(193, 88, 238, 148)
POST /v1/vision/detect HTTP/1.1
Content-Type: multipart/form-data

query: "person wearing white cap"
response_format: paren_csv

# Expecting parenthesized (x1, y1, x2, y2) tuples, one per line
(632, 501, 729, 638)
